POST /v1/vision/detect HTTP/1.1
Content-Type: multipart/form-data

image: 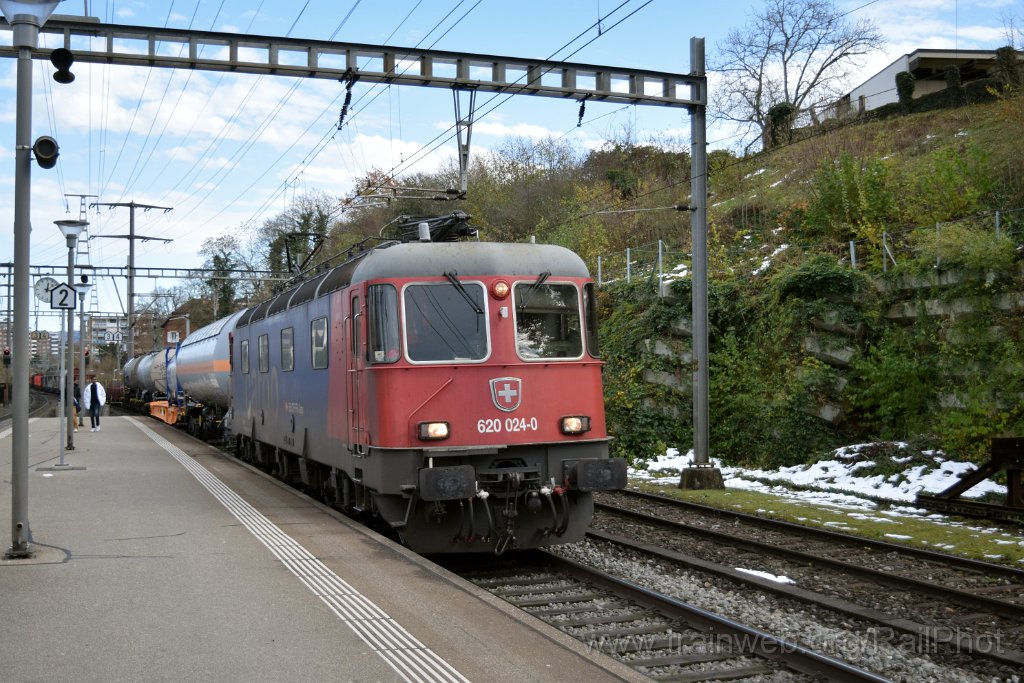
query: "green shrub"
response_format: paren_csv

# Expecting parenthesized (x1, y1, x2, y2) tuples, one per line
(909, 222, 1016, 272)
(932, 339, 1024, 462)
(600, 280, 690, 464)
(911, 144, 991, 224)
(710, 335, 834, 467)
(805, 152, 898, 241)
(896, 71, 915, 114)
(849, 325, 938, 437)
(770, 252, 869, 302)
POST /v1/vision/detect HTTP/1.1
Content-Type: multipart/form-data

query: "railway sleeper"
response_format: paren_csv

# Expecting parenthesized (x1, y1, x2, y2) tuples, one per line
(616, 645, 738, 661)
(489, 582, 580, 597)
(526, 602, 631, 617)
(554, 611, 658, 627)
(520, 594, 612, 609)
(639, 662, 774, 682)
(577, 624, 685, 640)
(470, 574, 565, 588)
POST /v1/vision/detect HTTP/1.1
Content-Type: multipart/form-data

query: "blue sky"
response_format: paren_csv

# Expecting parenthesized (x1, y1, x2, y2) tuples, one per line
(0, 0, 1017, 330)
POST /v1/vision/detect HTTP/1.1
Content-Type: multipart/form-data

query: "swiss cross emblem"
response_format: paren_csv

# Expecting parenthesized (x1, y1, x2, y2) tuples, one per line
(490, 377, 522, 412)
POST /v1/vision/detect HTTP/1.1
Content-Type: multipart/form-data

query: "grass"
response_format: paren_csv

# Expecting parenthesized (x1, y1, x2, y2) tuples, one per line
(631, 478, 1024, 566)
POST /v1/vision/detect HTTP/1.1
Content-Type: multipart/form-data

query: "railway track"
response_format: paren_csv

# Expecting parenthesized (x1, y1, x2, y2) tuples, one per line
(447, 551, 885, 682)
(0, 388, 60, 430)
(591, 489, 1024, 671)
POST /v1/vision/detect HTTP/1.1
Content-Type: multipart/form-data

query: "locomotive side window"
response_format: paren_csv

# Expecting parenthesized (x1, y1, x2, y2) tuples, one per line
(583, 283, 600, 358)
(367, 284, 399, 364)
(281, 327, 294, 372)
(240, 339, 250, 374)
(403, 282, 487, 362)
(258, 334, 269, 373)
(311, 317, 328, 369)
(351, 297, 360, 357)
(513, 282, 583, 360)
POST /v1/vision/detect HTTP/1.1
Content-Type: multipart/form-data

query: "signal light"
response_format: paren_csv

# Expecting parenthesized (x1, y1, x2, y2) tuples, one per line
(2, 348, 10, 366)
(32, 136, 59, 169)
(491, 280, 510, 299)
(84, 348, 90, 365)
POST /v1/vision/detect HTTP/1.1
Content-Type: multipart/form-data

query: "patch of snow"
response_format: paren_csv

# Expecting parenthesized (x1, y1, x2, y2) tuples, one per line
(848, 513, 897, 524)
(630, 445, 1011, 540)
(736, 568, 795, 584)
(884, 533, 913, 540)
(633, 444, 1007, 504)
(753, 244, 789, 275)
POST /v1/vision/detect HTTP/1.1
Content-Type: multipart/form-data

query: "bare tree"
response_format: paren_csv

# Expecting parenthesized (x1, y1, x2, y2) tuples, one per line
(257, 191, 340, 280)
(1001, 9, 1023, 49)
(199, 235, 241, 320)
(712, 0, 884, 151)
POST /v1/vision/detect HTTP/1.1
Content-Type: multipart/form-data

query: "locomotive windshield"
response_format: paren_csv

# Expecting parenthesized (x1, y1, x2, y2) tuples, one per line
(514, 282, 583, 360)
(403, 282, 488, 362)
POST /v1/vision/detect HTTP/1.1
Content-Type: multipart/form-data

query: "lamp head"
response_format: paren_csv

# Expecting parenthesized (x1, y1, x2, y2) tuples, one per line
(0, 1, 64, 24)
(55, 219, 87, 247)
(50, 47, 74, 83)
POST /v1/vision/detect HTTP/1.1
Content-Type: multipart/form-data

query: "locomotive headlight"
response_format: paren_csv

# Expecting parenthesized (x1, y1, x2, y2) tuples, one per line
(560, 416, 591, 435)
(491, 280, 510, 299)
(418, 421, 450, 440)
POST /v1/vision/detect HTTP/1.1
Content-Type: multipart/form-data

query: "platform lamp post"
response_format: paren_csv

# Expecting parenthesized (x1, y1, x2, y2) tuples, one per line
(3, 0, 67, 560)
(77, 278, 91, 426)
(57, 219, 86, 451)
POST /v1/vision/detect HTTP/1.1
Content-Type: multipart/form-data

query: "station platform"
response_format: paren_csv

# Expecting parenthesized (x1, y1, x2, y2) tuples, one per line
(1, 416, 643, 682)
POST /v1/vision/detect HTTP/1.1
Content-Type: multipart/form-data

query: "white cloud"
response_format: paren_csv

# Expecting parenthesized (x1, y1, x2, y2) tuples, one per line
(465, 120, 559, 139)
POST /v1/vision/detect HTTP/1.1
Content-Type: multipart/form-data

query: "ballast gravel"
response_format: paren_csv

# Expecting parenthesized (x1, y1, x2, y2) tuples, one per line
(548, 538, 1022, 683)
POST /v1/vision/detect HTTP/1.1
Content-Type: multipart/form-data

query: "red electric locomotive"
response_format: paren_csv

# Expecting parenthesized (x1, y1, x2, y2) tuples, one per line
(231, 213, 626, 554)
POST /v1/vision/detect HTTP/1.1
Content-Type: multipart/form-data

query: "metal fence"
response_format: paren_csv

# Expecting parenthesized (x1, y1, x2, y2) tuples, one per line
(870, 209, 1024, 272)
(596, 241, 691, 289)
(596, 209, 1024, 291)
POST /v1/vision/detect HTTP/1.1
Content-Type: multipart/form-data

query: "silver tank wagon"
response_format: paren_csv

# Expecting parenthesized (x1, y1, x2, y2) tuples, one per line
(174, 310, 245, 408)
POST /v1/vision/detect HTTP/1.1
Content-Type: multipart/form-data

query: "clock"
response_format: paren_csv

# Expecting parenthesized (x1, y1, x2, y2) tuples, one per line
(34, 277, 60, 302)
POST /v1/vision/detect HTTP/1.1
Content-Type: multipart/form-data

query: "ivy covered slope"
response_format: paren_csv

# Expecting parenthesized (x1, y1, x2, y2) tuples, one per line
(600, 95, 1024, 468)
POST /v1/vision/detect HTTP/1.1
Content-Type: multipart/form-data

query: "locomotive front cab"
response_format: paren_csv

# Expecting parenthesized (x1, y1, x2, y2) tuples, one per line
(225, 235, 624, 555)
(359, 258, 626, 554)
